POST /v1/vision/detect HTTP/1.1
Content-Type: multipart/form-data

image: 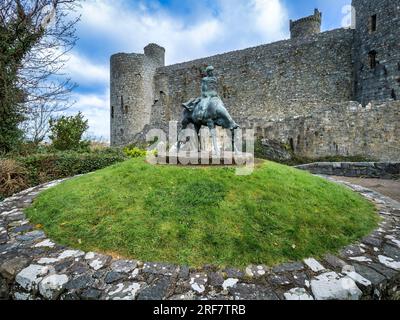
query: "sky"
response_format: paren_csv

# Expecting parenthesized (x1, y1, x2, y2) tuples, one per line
(63, 0, 351, 141)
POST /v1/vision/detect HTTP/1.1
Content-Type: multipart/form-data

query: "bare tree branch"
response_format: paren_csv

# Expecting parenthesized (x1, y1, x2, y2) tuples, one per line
(0, 0, 81, 147)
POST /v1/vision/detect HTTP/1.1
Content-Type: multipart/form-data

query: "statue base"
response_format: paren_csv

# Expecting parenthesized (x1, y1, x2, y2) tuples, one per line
(149, 151, 254, 166)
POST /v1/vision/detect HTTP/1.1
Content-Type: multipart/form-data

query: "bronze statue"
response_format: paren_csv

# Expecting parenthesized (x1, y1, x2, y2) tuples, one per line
(178, 66, 239, 155)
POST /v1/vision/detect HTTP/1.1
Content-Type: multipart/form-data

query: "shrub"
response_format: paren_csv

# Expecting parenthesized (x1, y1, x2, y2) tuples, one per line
(0, 149, 127, 199)
(0, 158, 27, 198)
(6, 141, 52, 157)
(123, 147, 148, 158)
(18, 149, 127, 185)
(49, 112, 90, 151)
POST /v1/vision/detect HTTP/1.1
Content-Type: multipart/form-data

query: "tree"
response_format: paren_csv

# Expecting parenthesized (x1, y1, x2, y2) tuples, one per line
(0, 0, 81, 152)
(49, 111, 89, 151)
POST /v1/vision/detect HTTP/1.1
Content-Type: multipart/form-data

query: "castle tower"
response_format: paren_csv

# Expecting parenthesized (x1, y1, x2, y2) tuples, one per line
(352, 0, 400, 105)
(110, 43, 165, 146)
(290, 9, 322, 39)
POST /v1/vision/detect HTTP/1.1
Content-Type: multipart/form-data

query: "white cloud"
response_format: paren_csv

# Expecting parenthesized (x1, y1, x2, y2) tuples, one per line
(77, 0, 289, 64)
(209, 0, 289, 52)
(254, 0, 289, 35)
(64, 52, 108, 85)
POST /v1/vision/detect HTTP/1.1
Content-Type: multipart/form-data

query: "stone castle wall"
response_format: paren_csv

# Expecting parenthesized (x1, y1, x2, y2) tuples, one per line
(147, 100, 400, 161)
(150, 28, 354, 130)
(260, 101, 400, 161)
(353, 0, 400, 105)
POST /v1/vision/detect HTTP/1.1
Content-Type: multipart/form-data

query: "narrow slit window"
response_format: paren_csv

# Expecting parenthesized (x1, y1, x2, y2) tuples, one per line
(370, 14, 377, 32)
(111, 106, 114, 119)
(369, 51, 377, 69)
(289, 138, 295, 151)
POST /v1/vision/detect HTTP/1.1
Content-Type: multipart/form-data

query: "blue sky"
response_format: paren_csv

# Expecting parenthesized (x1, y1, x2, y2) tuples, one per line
(64, 0, 351, 141)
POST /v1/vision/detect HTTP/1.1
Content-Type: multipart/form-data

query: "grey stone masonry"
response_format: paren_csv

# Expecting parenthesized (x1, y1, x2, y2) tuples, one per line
(1, 177, 400, 300)
(110, 44, 165, 146)
(110, 0, 400, 162)
(149, 28, 355, 135)
(353, 0, 400, 105)
(290, 9, 322, 39)
(257, 101, 400, 162)
(296, 162, 400, 179)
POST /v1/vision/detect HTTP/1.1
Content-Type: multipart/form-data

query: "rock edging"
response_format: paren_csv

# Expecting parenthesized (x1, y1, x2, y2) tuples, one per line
(295, 162, 400, 179)
(0, 176, 400, 300)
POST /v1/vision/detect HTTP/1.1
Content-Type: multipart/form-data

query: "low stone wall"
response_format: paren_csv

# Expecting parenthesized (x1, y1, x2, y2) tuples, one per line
(1, 178, 400, 300)
(296, 162, 400, 179)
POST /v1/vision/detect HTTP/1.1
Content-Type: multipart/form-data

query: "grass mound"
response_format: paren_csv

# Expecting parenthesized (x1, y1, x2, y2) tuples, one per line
(25, 158, 379, 268)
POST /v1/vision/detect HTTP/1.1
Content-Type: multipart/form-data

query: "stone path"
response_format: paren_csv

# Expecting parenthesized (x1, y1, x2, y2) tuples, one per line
(0, 177, 400, 300)
(331, 176, 400, 203)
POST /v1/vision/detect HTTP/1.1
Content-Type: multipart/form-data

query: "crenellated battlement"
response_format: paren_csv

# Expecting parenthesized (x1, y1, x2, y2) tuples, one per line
(290, 9, 322, 39)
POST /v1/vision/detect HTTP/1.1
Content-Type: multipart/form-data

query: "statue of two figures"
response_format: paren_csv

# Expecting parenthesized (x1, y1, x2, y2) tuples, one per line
(177, 66, 240, 157)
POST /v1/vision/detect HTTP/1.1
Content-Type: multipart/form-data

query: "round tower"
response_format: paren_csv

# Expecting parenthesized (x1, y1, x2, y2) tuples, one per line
(352, 0, 400, 104)
(290, 9, 322, 39)
(110, 43, 165, 146)
(144, 43, 165, 66)
(110, 53, 145, 146)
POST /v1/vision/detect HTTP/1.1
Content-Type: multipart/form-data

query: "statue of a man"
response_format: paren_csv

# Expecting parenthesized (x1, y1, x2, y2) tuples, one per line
(182, 66, 218, 121)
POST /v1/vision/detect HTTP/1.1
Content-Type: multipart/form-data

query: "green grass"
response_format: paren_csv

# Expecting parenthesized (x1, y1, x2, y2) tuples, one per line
(25, 158, 379, 268)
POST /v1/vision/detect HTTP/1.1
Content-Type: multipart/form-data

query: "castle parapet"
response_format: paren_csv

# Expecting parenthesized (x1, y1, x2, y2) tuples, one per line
(290, 9, 322, 39)
(144, 43, 165, 67)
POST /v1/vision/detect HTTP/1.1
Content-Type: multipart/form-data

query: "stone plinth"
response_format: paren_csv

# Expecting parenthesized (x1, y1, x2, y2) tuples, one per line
(149, 151, 254, 166)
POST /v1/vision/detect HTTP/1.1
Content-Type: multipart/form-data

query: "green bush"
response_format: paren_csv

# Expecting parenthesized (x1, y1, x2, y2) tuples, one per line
(18, 149, 127, 185)
(6, 142, 52, 157)
(49, 112, 90, 151)
(123, 147, 148, 158)
(0, 149, 127, 199)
